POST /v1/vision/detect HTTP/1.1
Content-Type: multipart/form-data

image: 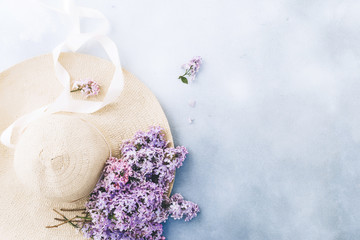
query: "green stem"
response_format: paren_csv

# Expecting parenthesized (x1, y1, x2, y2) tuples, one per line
(55, 218, 91, 223)
(80, 212, 90, 230)
(53, 209, 79, 228)
(76, 215, 92, 220)
(181, 66, 193, 77)
(46, 216, 78, 228)
(60, 208, 86, 212)
(70, 89, 81, 93)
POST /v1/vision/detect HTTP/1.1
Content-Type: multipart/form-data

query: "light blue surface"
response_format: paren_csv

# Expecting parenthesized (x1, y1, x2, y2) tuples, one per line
(1, 0, 360, 239)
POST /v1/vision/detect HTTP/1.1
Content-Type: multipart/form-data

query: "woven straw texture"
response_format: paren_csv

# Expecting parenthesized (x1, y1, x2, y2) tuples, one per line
(0, 52, 173, 239)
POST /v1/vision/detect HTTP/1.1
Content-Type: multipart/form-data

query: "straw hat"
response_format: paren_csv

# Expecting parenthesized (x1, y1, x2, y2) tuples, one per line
(0, 52, 173, 239)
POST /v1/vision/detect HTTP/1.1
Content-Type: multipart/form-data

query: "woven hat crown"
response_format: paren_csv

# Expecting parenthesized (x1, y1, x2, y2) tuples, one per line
(13, 114, 110, 202)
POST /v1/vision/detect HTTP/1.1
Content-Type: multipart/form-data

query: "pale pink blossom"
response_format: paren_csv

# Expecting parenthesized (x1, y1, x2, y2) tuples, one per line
(71, 79, 100, 97)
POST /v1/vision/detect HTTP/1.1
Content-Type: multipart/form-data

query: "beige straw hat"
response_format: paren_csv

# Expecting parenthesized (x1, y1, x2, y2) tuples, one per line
(0, 52, 173, 239)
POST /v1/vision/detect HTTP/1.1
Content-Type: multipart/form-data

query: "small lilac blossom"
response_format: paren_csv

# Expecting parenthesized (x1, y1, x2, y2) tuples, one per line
(178, 56, 202, 84)
(188, 100, 196, 108)
(81, 127, 199, 240)
(188, 117, 194, 124)
(71, 79, 100, 97)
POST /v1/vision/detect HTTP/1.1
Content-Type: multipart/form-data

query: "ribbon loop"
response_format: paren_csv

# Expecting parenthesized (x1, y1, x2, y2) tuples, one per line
(0, 0, 124, 148)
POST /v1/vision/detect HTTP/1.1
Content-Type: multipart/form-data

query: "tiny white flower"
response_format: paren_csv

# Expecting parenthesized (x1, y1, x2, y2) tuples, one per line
(188, 100, 196, 108)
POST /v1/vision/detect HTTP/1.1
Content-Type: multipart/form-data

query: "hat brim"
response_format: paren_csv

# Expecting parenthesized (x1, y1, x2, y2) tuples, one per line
(0, 52, 173, 239)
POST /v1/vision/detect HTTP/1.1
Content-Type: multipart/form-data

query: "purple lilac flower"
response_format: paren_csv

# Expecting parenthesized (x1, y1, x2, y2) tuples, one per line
(178, 56, 203, 84)
(82, 127, 199, 240)
(71, 79, 100, 97)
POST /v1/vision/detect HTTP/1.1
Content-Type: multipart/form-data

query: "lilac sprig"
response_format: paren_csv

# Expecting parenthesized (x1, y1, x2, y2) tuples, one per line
(178, 56, 202, 84)
(81, 127, 199, 240)
(71, 79, 100, 97)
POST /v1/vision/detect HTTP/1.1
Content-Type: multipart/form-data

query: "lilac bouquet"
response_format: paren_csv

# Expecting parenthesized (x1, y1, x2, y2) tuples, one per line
(79, 127, 199, 239)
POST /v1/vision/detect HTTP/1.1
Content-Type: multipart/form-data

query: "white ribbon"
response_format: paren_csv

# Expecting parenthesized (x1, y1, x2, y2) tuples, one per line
(1, 0, 124, 148)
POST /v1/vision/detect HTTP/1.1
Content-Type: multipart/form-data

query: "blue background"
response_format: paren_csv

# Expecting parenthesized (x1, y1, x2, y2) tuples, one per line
(1, 0, 360, 239)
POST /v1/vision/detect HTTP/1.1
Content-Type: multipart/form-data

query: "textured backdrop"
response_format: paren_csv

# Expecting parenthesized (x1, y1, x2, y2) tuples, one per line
(1, 0, 360, 239)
